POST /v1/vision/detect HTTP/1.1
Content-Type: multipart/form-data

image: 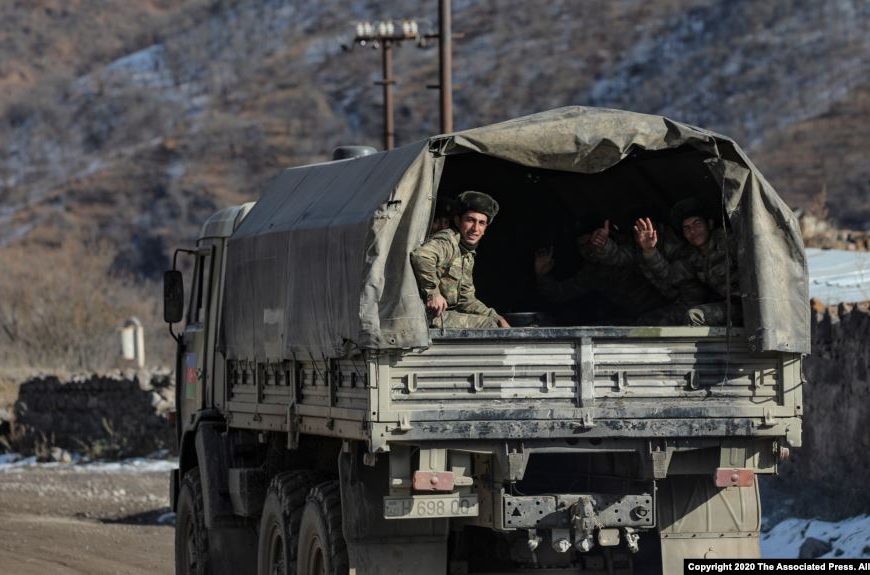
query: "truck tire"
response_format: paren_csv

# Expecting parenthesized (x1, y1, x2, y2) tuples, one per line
(258, 471, 327, 575)
(296, 480, 348, 575)
(176, 468, 210, 575)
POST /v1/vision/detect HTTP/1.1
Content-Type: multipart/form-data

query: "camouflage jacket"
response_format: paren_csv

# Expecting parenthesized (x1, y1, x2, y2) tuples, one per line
(537, 262, 670, 318)
(577, 224, 700, 303)
(583, 224, 690, 269)
(639, 228, 739, 302)
(410, 228, 499, 319)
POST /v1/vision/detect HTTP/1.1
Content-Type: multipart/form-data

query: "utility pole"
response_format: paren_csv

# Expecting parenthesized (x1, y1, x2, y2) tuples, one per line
(344, 3, 456, 149)
(381, 41, 395, 149)
(438, 0, 453, 134)
(347, 20, 421, 150)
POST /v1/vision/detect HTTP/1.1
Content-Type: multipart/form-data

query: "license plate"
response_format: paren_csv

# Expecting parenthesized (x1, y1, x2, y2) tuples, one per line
(383, 494, 479, 519)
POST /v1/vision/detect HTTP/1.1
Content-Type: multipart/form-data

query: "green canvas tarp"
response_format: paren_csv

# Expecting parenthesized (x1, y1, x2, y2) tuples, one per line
(223, 106, 810, 360)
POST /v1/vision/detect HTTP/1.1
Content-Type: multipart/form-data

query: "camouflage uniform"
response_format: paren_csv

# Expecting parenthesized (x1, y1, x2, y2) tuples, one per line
(539, 226, 704, 325)
(638, 228, 740, 326)
(410, 228, 500, 329)
(538, 252, 670, 322)
(583, 224, 691, 268)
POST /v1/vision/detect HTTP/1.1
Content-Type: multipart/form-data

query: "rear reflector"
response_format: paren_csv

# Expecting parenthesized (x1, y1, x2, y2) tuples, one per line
(714, 467, 755, 488)
(412, 471, 455, 492)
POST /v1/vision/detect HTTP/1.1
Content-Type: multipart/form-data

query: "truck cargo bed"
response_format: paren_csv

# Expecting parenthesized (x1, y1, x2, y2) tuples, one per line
(225, 326, 802, 452)
(365, 327, 801, 449)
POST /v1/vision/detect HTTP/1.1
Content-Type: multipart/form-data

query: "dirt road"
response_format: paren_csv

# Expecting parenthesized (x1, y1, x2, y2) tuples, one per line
(0, 461, 174, 575)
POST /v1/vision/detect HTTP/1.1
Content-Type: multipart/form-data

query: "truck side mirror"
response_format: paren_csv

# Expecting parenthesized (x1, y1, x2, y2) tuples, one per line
(164, 270, 185, 324)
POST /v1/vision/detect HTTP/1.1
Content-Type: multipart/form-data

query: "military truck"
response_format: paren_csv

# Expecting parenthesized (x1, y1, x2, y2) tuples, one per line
(164, 107, 807, 575)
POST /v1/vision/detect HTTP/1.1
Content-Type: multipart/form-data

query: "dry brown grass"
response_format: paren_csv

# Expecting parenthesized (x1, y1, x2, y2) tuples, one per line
(0, 0, 212, 111)
(753, 80, 870, 228)
(0, 237, 170, 372)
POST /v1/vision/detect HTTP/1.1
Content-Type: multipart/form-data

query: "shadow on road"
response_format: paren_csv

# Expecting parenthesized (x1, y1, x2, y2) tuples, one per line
(85, 507, 175, 526)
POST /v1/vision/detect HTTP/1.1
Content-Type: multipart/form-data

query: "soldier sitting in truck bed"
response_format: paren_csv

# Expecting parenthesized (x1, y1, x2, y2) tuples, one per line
(534, 219, 695, 325)
(534, 223, 662, 324)
(634, 198, 742, 326)
(428, 196, 455, 235)
(411, 191, 511, 329)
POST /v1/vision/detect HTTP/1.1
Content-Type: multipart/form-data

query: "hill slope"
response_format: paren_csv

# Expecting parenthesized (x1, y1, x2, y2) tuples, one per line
(0, 0, 869, 368)
(3, 0, 869, 264)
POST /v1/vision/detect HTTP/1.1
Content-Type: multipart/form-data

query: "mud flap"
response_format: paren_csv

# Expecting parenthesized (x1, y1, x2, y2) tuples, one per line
(339, 448, 449, 575)
(195, 421, 235, 528)
(657, 475, 761, 573)
(208, 525, 258, 575)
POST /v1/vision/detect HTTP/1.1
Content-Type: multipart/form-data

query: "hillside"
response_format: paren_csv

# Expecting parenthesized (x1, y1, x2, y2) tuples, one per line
(1, 0, 869, 368)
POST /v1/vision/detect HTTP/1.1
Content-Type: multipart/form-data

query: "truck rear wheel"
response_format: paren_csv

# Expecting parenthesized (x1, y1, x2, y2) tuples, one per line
(176, 468, 210, 575)
(257, 471, 327, 575)
(296, 481, 348, 575)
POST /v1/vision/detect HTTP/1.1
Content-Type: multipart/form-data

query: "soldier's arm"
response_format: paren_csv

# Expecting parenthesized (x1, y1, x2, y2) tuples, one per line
(409, 236, 452, 299)
(580, 238, 635, 268)
(455, 261, 499, 318)
(706, 231, 740, 299)
(638, 249, 692, 300)
(457, 280, 499, 318)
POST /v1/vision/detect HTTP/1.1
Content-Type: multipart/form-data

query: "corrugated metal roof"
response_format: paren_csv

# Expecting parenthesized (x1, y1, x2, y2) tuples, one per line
(807, 248, 870, 304)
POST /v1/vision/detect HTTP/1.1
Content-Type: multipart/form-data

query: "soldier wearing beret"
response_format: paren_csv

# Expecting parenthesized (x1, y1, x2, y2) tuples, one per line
(411, 191, 510, 329)
(633, 198, 741, 326)
(533, 218, 696, 325)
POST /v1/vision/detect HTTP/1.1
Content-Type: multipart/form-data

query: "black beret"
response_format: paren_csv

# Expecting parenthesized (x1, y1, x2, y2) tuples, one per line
(671, 197, 713, 229)
(456, 191, 499, 223)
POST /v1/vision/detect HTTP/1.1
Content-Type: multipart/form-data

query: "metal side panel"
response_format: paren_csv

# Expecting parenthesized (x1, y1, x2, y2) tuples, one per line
(593, 338, 781, 402)
(377, 332, 801, 440)
(225, 358, 369, 437)
(388, 341, 579, 406)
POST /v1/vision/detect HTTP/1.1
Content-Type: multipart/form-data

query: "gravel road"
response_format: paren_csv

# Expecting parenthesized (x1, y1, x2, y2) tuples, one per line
(0, 462, 173, 574)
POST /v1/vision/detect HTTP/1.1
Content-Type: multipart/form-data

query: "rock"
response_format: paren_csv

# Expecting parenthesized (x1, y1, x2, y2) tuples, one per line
(799, 537, 832, 559)
(47, 447, 73, 464)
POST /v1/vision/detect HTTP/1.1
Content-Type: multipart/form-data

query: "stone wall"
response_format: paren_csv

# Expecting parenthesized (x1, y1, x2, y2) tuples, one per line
(800, 214, 870, 251)
(795, 302, 870, 510)
(8, 370, 175, 459)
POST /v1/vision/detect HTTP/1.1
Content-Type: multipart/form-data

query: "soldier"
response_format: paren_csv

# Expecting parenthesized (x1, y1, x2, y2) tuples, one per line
(534, 221, 675, 324)
(634, 198, 740, 326)
(429, 196, 455, 235)
(411, 191, 510, 329)
(582, 218, 692, 272)
(583, 216, 712, 324)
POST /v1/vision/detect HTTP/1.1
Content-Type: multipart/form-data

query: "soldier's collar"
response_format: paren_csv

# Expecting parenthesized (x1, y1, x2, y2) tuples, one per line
(459, 241, 476, 254)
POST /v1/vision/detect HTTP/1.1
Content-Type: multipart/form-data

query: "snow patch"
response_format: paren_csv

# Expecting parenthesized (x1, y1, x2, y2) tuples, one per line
(0, 452, 177, 474)
(762, 516, 870, 559)
(304, 35, 346, 66)
(104, 45, 174, 90)
(158, 511, 177, 526)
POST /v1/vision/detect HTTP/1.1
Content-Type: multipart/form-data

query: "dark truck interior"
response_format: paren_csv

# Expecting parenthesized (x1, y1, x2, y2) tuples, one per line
(432, 145, 729, 326)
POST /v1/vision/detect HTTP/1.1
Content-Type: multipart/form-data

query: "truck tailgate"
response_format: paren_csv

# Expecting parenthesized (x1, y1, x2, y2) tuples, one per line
(373, 327, 801, 446)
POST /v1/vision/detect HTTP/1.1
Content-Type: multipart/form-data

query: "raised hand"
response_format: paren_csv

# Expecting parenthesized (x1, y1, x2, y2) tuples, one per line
(590, 220, 610, 248)
(633, 217, 658, 255)
(534, 246, 555, 276)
